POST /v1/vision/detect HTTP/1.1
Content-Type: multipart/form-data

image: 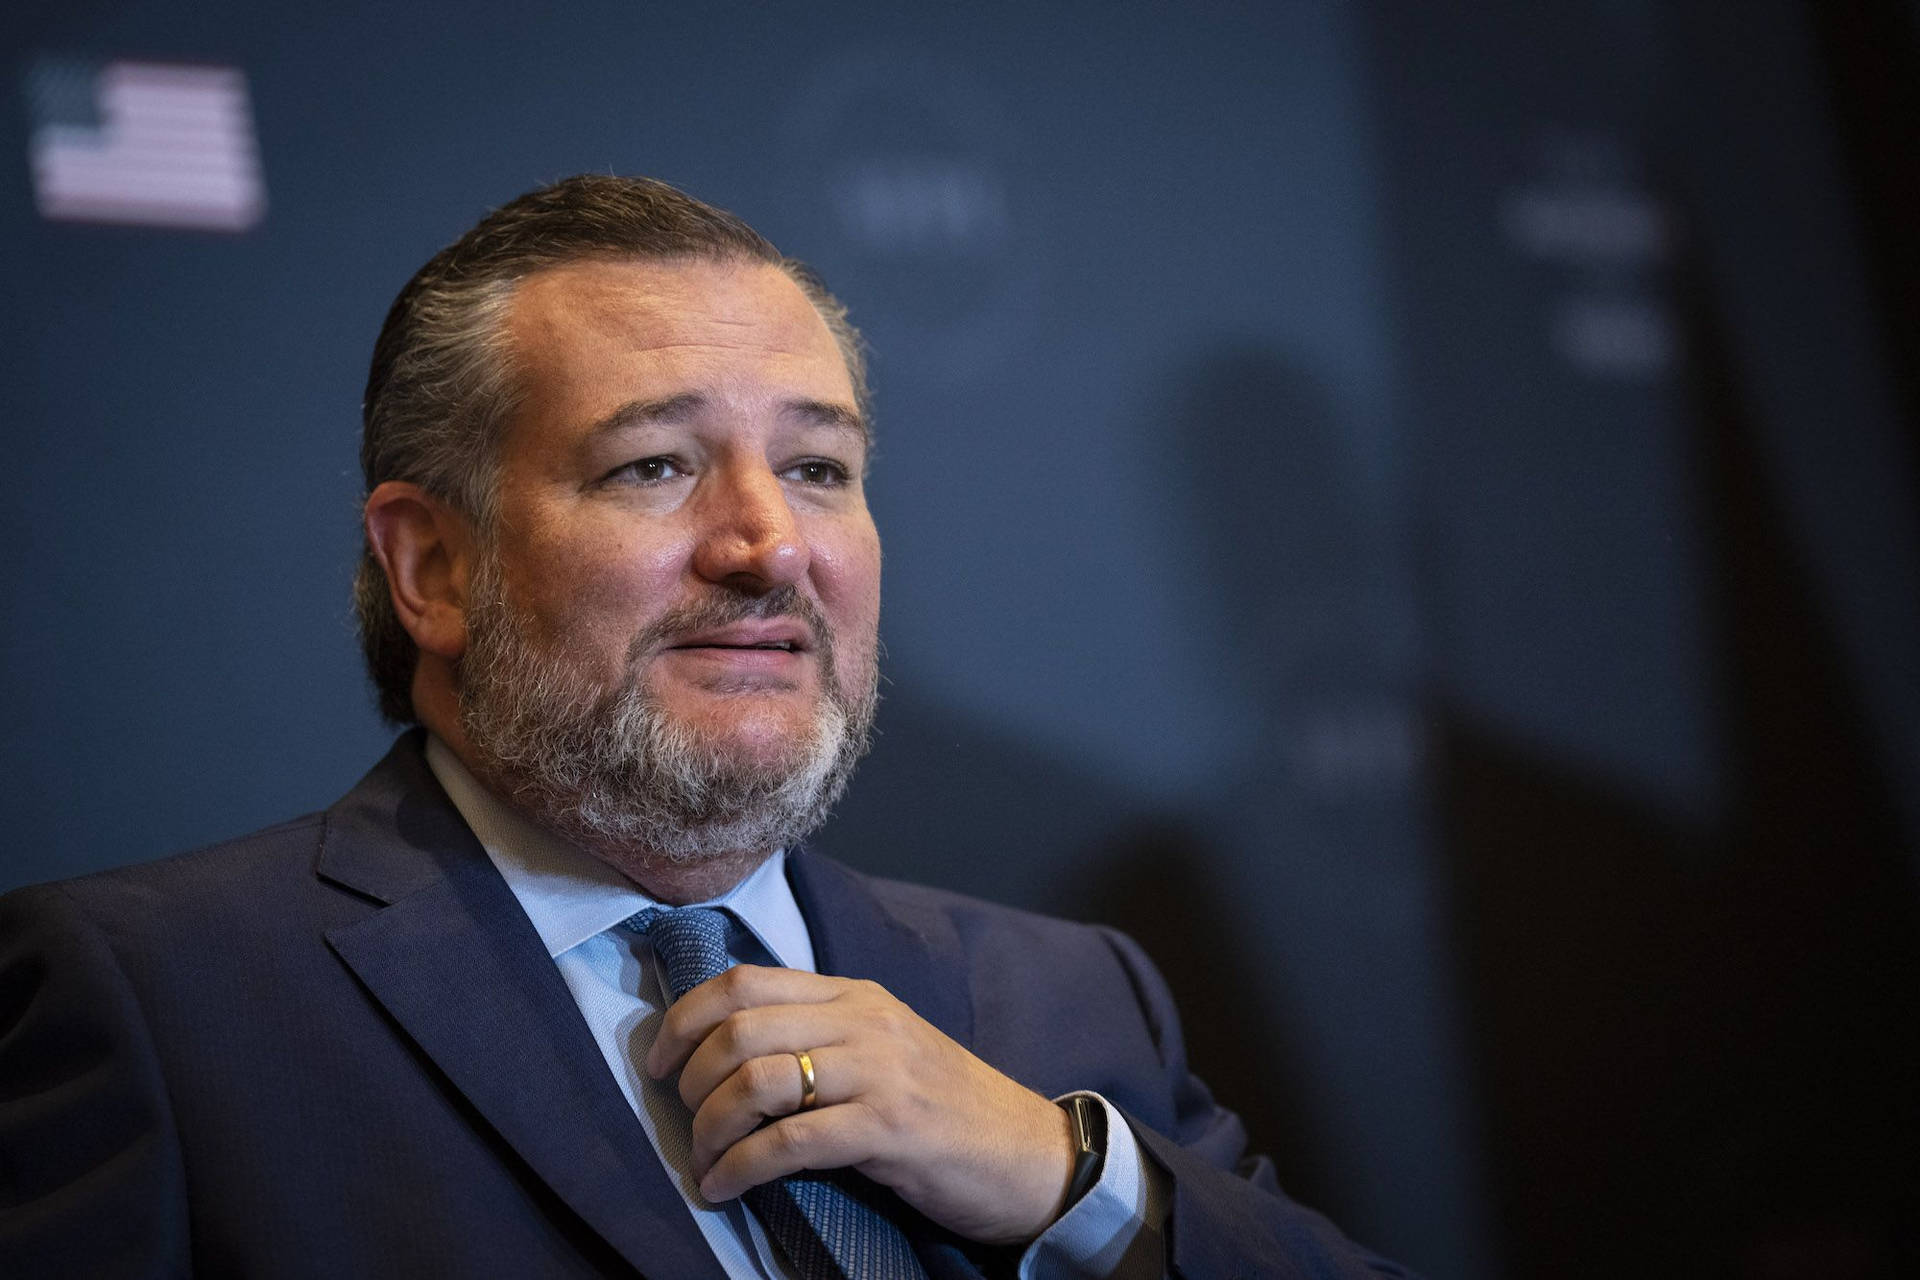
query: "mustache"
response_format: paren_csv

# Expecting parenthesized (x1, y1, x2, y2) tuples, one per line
(623, 586, 833, 667)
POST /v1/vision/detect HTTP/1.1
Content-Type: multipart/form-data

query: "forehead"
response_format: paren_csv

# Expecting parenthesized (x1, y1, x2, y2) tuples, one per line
(500, 256, 858, 452)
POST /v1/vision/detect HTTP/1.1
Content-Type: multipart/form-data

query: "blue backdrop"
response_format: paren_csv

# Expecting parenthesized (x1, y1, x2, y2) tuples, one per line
(5, 3, 1917, 1276)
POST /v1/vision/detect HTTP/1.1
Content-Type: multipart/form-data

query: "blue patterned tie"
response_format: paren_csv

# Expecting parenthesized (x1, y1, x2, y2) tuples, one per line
(623, 907, 929, 1280)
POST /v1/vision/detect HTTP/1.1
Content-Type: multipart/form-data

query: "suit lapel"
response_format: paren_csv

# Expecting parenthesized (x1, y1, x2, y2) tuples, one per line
(317, 737, 726, 1280)
(785, 849, 973, 1049)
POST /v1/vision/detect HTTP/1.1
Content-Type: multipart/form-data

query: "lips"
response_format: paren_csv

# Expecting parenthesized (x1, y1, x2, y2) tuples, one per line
(665, 621, 813, 653)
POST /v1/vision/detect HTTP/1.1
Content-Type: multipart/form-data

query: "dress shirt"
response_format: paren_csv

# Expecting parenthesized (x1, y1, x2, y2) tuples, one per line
(426, 736, 1165, 1279)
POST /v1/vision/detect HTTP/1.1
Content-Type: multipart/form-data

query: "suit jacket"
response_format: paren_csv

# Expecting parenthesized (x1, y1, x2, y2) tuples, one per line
(0, 734, 1406, 1279)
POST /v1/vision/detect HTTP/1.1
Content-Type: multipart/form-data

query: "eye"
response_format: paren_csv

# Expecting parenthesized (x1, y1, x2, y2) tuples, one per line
(783, 459, 850, 487)
(607, 456, 684, 485)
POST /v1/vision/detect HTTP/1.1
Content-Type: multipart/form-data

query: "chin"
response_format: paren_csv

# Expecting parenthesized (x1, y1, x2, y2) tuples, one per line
(672, 699, 822, 758)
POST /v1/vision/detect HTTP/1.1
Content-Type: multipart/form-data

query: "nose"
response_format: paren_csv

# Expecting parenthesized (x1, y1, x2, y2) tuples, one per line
(689, 461, 810, 592)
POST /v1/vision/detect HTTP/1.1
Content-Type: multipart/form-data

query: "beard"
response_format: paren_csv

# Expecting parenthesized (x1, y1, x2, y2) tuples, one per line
(453, 551, 876, 866)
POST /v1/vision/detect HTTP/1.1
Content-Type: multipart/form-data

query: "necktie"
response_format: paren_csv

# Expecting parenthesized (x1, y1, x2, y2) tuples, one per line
(623, 907, 930, 1280)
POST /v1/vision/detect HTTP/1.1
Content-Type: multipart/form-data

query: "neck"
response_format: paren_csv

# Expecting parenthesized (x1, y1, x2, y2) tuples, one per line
(584, 843, 774, 906)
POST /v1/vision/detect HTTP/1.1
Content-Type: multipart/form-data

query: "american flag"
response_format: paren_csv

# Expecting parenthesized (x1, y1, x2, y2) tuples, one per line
(26, 58, 266, 232)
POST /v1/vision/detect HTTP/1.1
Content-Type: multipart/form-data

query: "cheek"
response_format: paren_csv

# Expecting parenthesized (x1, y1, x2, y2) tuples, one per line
(507, 524, 688, 635)
(813, 525, 882, 626)
(821, 543, 882, 695)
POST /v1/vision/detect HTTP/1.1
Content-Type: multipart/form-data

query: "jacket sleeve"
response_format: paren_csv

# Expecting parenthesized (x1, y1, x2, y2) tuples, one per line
(1092, 926, 1415, 1280)
(0, 884, 190, 1279)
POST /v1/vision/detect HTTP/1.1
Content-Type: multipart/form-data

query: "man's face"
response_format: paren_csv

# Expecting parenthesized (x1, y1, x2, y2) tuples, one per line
(456, 257, 881, 860)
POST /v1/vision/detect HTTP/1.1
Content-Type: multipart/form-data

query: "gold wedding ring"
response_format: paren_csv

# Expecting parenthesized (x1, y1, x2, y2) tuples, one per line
(794, 1049, 818, 1112)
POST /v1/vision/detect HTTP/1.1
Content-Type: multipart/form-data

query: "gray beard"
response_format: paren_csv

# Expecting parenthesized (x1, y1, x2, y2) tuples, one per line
(454, 553, 875, 866)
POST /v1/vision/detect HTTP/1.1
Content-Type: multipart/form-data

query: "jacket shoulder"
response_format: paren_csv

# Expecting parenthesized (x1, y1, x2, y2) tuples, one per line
(2, 733, 440, 947)
(801, 853, 1167, 1028)
(832, 859, 1127, 955)
(2, 812, 330, 950)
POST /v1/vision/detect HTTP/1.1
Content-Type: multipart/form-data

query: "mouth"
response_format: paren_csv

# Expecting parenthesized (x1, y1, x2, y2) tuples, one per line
(665, 622, 813, 655)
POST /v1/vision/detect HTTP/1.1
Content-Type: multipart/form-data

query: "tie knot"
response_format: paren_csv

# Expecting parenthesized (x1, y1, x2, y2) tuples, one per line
(622, 906, 734, 1002)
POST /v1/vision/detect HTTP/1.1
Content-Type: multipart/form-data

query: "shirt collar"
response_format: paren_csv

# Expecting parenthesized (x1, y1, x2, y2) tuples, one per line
(423, 735, 815, 971)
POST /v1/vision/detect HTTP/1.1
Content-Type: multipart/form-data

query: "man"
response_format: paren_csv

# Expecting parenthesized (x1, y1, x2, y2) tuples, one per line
(0, 176, 1407, 1278)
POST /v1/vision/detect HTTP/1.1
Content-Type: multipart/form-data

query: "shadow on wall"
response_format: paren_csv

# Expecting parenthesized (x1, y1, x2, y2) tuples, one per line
(1428, 203, 1920, 1280)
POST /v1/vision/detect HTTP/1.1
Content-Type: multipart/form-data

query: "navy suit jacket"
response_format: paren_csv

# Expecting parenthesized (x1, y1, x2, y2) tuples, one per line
(0, 735, 1405, 1278)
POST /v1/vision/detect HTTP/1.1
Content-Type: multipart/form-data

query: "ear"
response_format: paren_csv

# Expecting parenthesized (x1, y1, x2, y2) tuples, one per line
(363, 481, 478, 660)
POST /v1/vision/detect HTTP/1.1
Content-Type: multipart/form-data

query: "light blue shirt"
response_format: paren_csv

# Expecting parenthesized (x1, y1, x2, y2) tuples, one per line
(426, 737, 1166, 1278)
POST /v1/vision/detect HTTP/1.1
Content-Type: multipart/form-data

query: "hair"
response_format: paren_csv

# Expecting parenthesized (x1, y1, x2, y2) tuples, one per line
(353, 174, 870, 724)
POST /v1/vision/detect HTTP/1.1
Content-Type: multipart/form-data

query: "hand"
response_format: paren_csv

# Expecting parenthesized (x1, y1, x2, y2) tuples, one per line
(646, 965, 1078, 1245)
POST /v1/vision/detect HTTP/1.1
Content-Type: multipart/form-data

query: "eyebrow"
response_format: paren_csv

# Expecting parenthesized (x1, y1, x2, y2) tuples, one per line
(585, 393, 869, 443)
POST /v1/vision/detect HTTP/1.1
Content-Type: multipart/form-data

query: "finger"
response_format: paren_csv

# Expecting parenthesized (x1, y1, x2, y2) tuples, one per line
(678, 1002, 864, 1112)
(698, 1101, 878, 1203)
(647, 966, 844, 1078)
(688, 1046, 858, 1177)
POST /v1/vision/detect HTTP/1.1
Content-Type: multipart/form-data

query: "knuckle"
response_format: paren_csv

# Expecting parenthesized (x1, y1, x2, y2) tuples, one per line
(742, 1054, 787, 1103)
(718, 1008, 756, 1055)
(848, 1097, 889, 1136)
(723, 965, 772, 1006)
(869, 1000, 911, 1039)
(766, 1115, 811, 1161)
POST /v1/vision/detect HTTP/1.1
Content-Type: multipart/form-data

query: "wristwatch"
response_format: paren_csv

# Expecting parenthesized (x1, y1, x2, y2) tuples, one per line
(1058, 1094, 1107, 1209)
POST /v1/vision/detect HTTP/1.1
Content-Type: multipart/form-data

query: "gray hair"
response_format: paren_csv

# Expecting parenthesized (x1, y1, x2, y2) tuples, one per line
(353, 174, 870, 724)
